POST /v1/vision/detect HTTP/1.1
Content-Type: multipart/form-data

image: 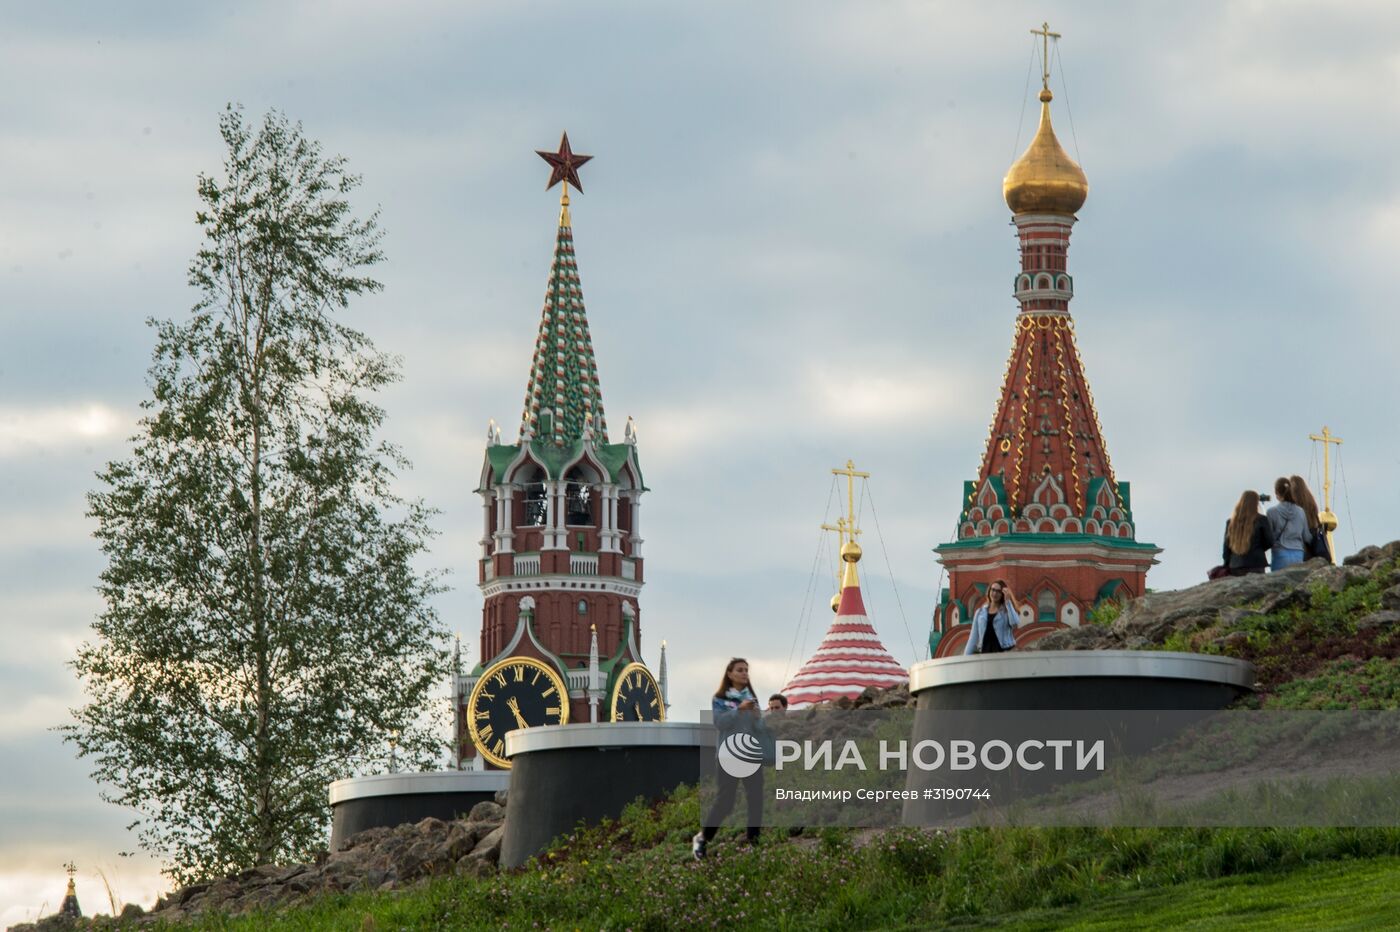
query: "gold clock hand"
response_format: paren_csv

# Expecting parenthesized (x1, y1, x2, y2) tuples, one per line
(507, 697, 528, 729)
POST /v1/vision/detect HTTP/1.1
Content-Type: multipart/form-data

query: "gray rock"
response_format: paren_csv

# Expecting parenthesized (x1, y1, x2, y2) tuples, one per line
(467, 800, 505, 823)
(1357, 610, 1400, 631)
(1025, 625, 1112, 651)
(339, 825, 392, 852)
(468, 825, 505, 864)
(174, 881, 210, 905)
(1380, 585, 1400, 611)
(1304, 563, 1371, 594)
(1213, 631, 1249, 653)
(494, 788, 510, 808)
(1344, 545, 1383, 567)
(414, 816, 450, 838)
(1343, 540, 1400, 569)
(442, 821, 486, 861)
(456, 853, 497, 877)
(395, 839, 439, 881)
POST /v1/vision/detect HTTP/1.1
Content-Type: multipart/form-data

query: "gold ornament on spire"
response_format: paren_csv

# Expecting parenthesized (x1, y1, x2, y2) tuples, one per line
(832, 460, 869, 593)
(1308, 426, 1344, 564)
(821, 460, 871, 608)
(1003, 22, 1088, 216)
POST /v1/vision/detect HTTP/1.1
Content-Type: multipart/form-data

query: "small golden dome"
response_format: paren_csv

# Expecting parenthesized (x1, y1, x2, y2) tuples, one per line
(830, 593, 841, 612)
(840, 541, 862, 563)
(1003, 89, 1088, 216)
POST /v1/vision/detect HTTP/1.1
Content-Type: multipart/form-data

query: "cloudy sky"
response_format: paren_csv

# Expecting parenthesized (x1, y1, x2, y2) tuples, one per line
(4, 0, 1400, 920)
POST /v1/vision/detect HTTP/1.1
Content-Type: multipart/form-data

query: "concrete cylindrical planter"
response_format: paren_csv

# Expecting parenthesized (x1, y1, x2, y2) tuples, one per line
(902, 650, 1255, 825)
(328, 771, 509, 850)
(907, 650, 1256, 712)
(500, 722, 713, 869)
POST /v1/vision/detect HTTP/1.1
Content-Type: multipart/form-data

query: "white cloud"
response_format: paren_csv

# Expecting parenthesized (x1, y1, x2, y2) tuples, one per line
(0, 405, 131, 458)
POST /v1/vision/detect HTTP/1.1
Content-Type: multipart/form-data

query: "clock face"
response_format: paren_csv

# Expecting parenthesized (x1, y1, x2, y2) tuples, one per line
(610, 662, 665, 722)
(467, 656, 570, 769)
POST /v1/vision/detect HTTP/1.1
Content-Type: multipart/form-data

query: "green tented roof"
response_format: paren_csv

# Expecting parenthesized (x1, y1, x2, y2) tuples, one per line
(478, 439, 644, 488)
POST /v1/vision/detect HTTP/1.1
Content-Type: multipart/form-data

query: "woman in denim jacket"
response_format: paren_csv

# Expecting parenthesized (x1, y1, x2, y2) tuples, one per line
(963, 579, 1021, 654)
(692, 657, 764, 859)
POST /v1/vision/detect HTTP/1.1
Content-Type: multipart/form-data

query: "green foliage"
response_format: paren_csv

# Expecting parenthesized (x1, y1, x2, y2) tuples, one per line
(1086, 599, 1124, 628)
(1266, 657, 1400, 710)
(183, 783, 1400, 931)
(64, 106, 447, 886)
(1149, 558, 1400, 707)
(174, 853, 1400, 931)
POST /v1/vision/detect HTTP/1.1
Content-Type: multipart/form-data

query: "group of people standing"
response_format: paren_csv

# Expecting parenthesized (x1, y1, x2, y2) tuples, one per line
(1222, 475, 1331, 576)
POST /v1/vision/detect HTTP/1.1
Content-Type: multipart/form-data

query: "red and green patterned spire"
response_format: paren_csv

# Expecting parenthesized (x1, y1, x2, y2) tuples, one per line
(520, 133, 607, 448)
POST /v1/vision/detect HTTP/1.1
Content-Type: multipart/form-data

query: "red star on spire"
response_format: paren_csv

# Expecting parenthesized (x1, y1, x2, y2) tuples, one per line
(536, 132, 592, 193)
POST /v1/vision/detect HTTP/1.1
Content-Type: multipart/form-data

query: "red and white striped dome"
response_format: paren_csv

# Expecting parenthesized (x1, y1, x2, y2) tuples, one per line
(782, 584, 907, 709)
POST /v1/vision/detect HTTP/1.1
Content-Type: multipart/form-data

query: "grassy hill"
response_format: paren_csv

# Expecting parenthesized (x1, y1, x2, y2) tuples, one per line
(181, 786, 1400, 930)
(28, 548, 1400, 931)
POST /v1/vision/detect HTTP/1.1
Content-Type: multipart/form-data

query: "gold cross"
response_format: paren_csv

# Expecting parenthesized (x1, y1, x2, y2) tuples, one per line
(1307, 426, 1343, 510)
(64, 861, 76, 879)
(1030, 21, 1061, 90)
(831, 460, 870, 539)
(820, 518, 845, 548)
(1307, 426, 1344, 564)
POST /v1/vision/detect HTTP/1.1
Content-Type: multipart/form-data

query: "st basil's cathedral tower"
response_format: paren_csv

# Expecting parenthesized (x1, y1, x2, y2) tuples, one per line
(456, 135, 665, 769)
(932, 27, 1160, 656)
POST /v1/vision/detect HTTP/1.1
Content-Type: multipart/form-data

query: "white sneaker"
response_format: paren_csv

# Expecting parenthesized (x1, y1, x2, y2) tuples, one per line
(691, 831, 707, 860)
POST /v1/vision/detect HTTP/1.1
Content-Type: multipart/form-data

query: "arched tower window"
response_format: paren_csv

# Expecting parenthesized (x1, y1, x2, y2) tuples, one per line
(577, 599, 588, 615)
(1037, 589, 1057, 620)
(519, 465, 547, 526)
(564, 465, 599, 526)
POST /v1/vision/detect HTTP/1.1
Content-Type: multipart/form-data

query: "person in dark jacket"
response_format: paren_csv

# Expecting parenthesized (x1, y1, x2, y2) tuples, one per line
(1223, 490, 1273, 575)
(693, 658, 765, 859)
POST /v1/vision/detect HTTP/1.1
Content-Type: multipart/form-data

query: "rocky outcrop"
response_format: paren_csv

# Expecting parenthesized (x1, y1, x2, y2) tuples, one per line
(1025, 541, 1400, 653)
(160, 792, 505, 925)
(811, 682, 913, 711)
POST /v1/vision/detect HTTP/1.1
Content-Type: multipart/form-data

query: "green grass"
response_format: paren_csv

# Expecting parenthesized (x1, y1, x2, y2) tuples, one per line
(1155, 557, 1400, 708)
(957, 855, 1400, 931)
(173, 785, 1400, 931)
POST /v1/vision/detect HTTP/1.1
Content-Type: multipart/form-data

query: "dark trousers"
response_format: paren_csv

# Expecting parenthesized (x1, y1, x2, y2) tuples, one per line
(703, 767, 764, 841)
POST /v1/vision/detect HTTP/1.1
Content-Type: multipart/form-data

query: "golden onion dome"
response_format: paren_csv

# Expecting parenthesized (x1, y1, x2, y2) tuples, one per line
(830, 592, 841, 612)
(1003, 89, 1088, 216)
(840, 541, 862, 563)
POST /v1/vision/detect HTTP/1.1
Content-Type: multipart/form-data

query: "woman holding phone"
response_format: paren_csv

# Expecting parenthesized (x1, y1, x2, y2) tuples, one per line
(693, 657, 765, 859)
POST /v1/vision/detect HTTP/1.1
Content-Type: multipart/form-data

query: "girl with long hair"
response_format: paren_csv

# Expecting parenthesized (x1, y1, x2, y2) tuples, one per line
(1266, 477, 1310, 571)
(962, 579, 1020, 654)
(1223, 490, 1272, 576)
(693, 657, 765, 859)
(1289, 474, 1331, 562)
